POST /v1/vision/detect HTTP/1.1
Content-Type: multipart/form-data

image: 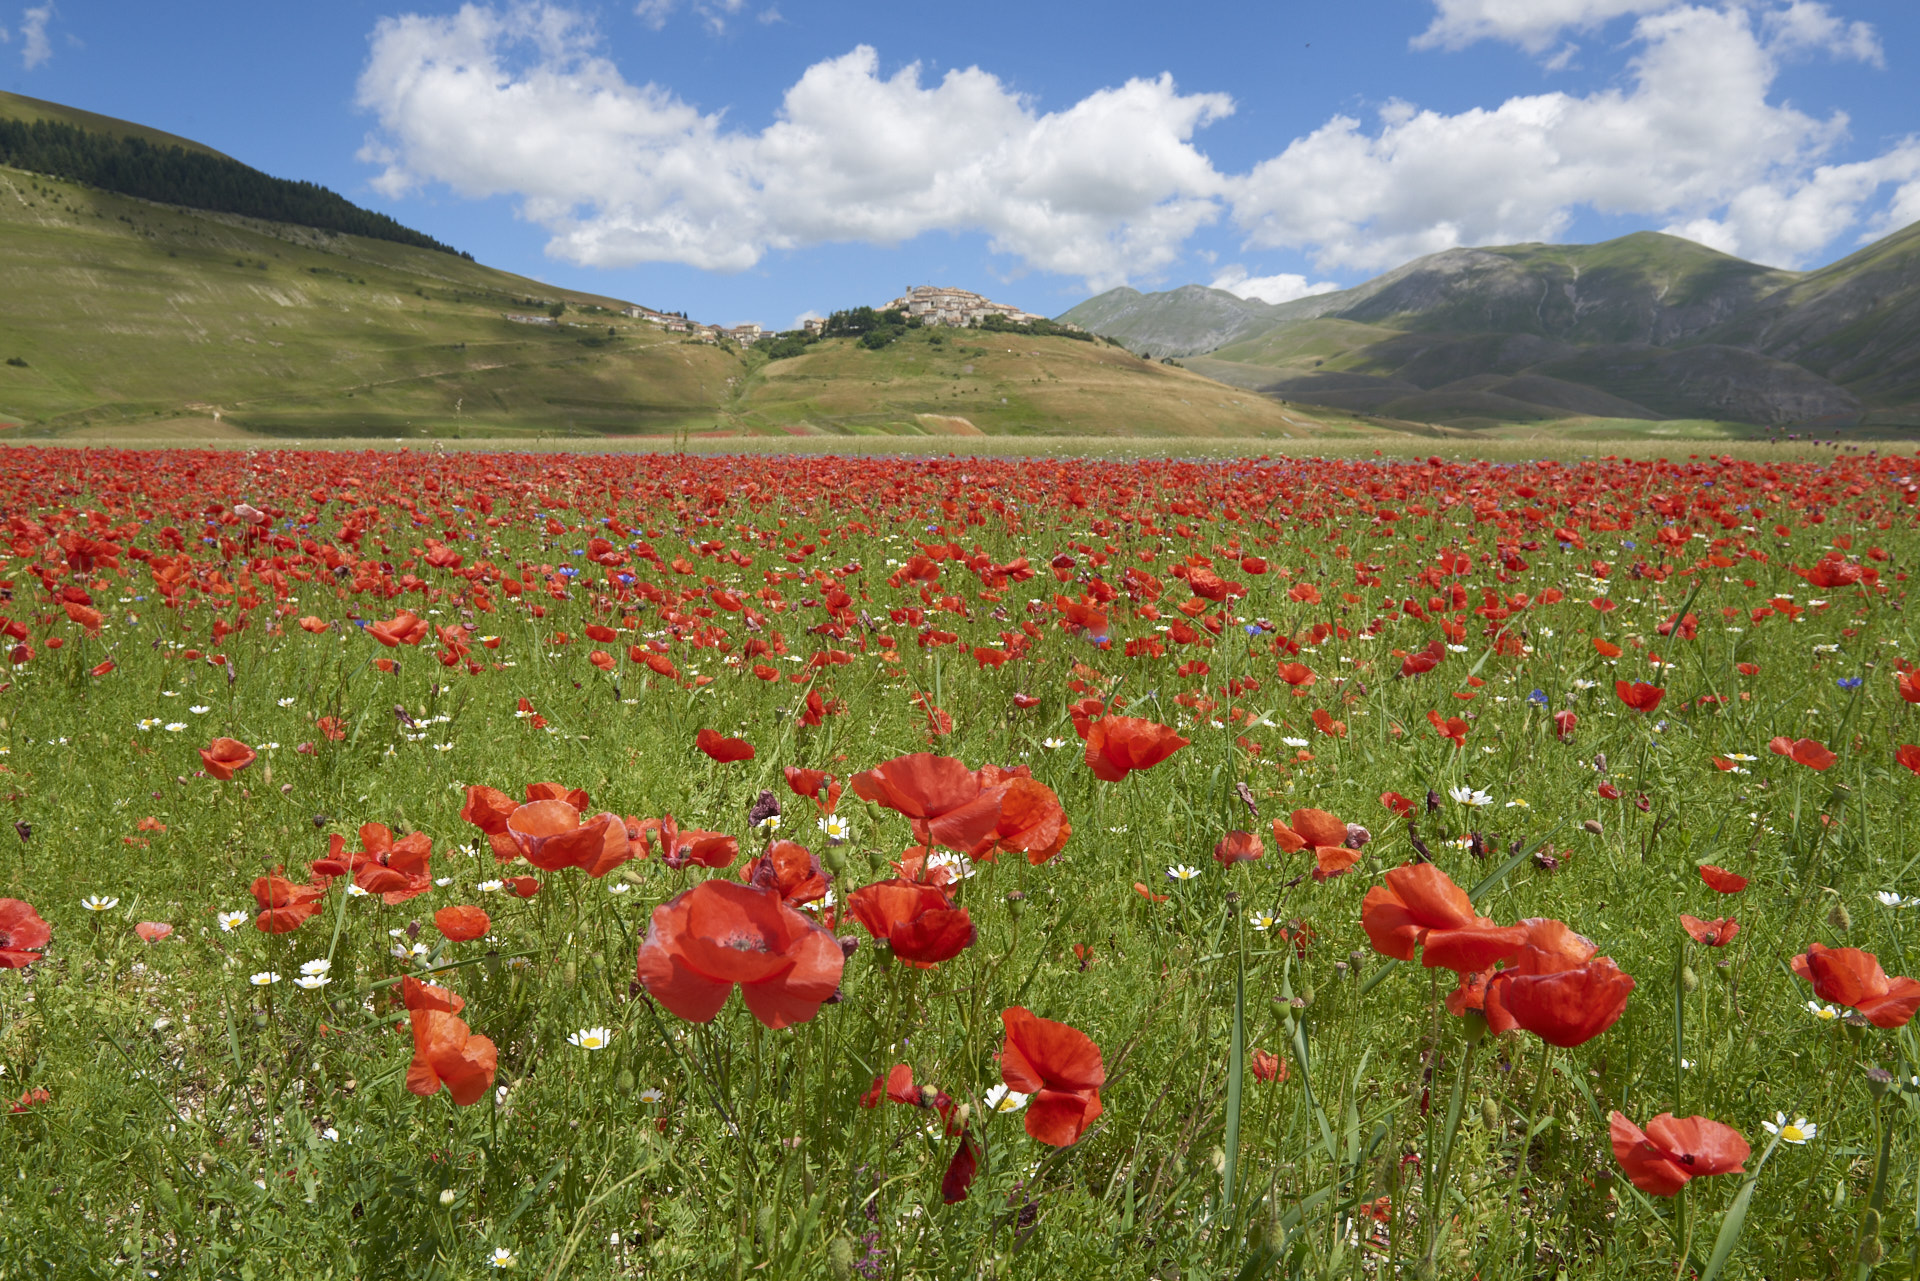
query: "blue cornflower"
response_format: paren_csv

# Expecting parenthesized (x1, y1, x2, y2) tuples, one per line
(1838, 677, 1864, 689)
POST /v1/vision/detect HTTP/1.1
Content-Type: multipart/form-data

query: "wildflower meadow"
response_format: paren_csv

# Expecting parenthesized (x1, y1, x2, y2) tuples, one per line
(3, 444, 1920, 1279)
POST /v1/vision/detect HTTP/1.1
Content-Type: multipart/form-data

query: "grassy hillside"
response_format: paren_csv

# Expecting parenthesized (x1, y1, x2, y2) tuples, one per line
(1144, 232, 1882, 430)
(0, 90, 229, 159)
(729, 327, 1342, 439)
(1706, 219, 1920, 408)
(1056, 284, 1283, 359)
(0, 165, 749, 438)
(0, 163, 1356, 443)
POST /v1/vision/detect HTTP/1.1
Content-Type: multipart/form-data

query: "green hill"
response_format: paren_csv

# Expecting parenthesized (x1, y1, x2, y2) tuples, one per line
(0, 111, 1349, 443)
(1068, 229, 1920, 431)
(0, 90, 230, 159)
(1056, 284, 1284, 359)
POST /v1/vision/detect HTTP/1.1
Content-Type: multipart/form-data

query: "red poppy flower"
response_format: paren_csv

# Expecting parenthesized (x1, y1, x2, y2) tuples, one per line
(1426, 709, 1469, 748)
(636, 880, 844, 1028)
(505, 801, 634, 877)
(1133, 881, 1169, 903)
(741, 840, 828, 906)
(696, 728, 756, 763)
(1769, 736, 1836, 770)
(249, 873, 325, 933)
(507, 875, 540, 898)
(0, 899, 51, 967)
(368, 610, 429, 647)
(1000, 1007, 1105, 1147)
(1552, 710, 1578, 742)
(1791, 942, 1920, 1028)
(199, 737, 256, 780)
(846, 877, 976, 966)
(1609, 1112, 1749, 1196)
(782, 766, 842, 814)
(406, 1010, 497, 1106)
(1900, 744, 1920, 777)
(313, 824, 437, 904)
(1498, 955, 1636, 1047)
(1249, 1048, 1288, 1083)
(459, 784, 522, 859)
(634, 814, 739, 870)
(851, 755, 1070, 862)
(434, 905, 490, 942)
(133, 921, 173, 943)
(1615, 680, 1665, 713)
(525, 781, 592, 809)
(1679, 914, 1737, 947)
(1082, 716, 1189, 782)
(1213, 830, 1263, 865)
(1698, 865, 1748, 894)
(401, 975, 465, 1014)
(1360, 864, 1526, 972)
(1379, 792, 1415, 817)
(942, 1133, 980, 1204)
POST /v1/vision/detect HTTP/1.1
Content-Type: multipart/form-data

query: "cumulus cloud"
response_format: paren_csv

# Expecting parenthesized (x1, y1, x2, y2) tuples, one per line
(19, 4, 53, 69)
(357, 4, 1230, 290)
(1209, 266, 1340, 306)
(357, 1, 1915, 286)
(1413, 0, 1683, 54)
(1231, 3, 1908, 271)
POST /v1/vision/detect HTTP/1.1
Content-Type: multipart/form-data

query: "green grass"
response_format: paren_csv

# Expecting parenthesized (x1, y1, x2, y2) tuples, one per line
(0, 446, 1916, 1278)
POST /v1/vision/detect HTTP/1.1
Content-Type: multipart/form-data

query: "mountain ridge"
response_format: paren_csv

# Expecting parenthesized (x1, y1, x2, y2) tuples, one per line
(1061, 228, 1920, 429)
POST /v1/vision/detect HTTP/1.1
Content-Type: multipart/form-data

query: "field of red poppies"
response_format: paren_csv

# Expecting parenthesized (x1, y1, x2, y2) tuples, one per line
(0, 443, 1917, 1278)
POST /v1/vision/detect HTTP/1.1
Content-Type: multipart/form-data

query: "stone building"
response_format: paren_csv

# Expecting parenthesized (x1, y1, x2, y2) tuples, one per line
(881, 286, 1052, 328)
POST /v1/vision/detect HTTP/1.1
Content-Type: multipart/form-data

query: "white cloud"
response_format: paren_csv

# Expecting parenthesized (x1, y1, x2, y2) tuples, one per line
(357, 2, 1916, 287)
(1231, 4, 1907, 272)
(1210, 266, 1340, 306)
(1414, 0, 1682, 54)
(1763, 0, 1882, 65)
(790, 308, 823, 330)
(357, 5, 1231, 290)
(19, 4, 53, 70)
(635, 0, 748, 36)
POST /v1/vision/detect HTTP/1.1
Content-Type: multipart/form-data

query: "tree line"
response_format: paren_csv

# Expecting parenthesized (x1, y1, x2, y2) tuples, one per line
(0, 117, 469, 258)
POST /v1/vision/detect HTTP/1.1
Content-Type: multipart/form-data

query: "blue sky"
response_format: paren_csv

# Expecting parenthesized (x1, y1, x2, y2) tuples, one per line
(6, 1, 1918, 329)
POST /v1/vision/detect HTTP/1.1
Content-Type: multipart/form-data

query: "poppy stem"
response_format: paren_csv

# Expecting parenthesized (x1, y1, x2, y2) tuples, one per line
(1422, 1018, 1481, 1269)
(1506, 1039, 1553, 1224)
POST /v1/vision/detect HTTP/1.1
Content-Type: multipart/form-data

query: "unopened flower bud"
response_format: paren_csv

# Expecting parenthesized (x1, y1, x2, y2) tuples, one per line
(438, 1189, 455, 1206)
(1005, 890, 1028, 917)
(1482, 1098, 1501, 1130)
(563, 960, 577, 987)
(1829, 900, 1853, 932)
(1583, 820, 1604, 835)
(1680, 966, 1699, 992)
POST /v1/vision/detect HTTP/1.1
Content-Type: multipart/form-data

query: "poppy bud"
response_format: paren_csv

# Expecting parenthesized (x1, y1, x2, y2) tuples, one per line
(616, 1068, 634, 1095)
(1680, 966, 1699, 992)
(1481, 1097, 1501, 1130)
(406, 920, 420, 941)
(828, 1236, 856, 1280)
(837, 935, 859, 958)
(563, 961, 578, 987)
(1829, 901, 1852, 932)
(1860, 1210, 1884, 1265)
(1866, 1067, 1894, 1100)
(1583, 820, 1604, 835)
(1006, 890, 1027, 917)
(1300, 986, 1315, 1007)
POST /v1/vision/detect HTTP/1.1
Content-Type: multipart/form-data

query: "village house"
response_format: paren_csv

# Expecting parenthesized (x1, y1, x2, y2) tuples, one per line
(881, 285, 1055, 328)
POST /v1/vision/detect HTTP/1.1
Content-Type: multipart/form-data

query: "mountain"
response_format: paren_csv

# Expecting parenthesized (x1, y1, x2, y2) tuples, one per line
(1063, 229, 1920, 430)
(1057, 284, 1284, 358)
(0, 93, 1346, 443)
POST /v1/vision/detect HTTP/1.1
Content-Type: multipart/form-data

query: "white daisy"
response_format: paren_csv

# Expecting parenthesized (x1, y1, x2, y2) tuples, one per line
(1042, 737, 1068, 750)
(1762, 1113, 1817, 1144)
(278, 697, 297, 707)
(568, 1027, 613, 1051)
(477, 880, 505, 893)
(489, 1247, 517, 1268)
(294, 975, 331, 990)
(1448, 785, 1492, 807)
(249, 971, 281, 986)
(1806, 1001, 1841, 1021)
(81, 895, 119, 911)
(638, 1087, 666, 1103)
(1167, 864, 1202, 882)
(217, 910, 249, 932)
(926, 850, 976, 880)
(1248, 908, 1277, 931)
(818, 815, 851, 841)
(300, 958, 332, 976)
(983, 1084, 1029, 1113)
